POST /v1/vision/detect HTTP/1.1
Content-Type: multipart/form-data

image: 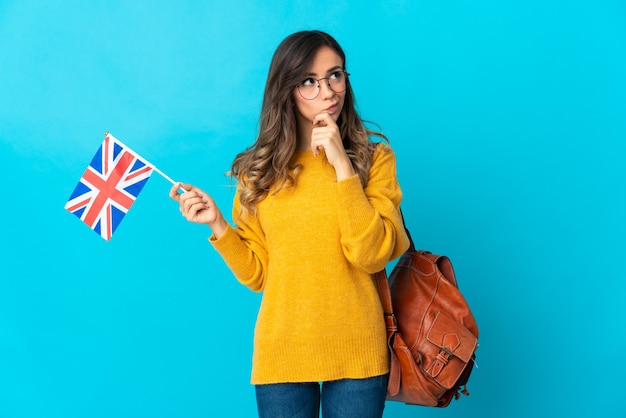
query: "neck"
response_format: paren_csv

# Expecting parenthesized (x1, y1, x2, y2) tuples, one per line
(296, 124, 312, 151)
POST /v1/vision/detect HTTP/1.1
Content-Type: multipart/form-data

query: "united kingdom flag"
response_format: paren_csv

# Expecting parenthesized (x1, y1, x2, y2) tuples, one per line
(65, 133, 153, 240)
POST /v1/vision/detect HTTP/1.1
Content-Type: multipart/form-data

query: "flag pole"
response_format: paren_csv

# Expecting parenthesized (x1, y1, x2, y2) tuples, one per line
(105, 132, 186, 193)
(151, 165, 177, 185)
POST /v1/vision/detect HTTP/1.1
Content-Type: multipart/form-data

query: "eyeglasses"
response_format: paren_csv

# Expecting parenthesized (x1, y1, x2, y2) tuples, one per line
(295, 70, 350, 100)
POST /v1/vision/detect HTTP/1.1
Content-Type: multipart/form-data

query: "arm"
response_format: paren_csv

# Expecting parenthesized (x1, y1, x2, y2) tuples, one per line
(335, 144, 410, 273)
(209, 193, 269, 292)
(169, 183, 269, 291)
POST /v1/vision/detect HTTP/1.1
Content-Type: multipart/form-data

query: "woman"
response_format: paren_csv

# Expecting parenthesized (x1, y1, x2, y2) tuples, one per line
(170, 30, 409, 418)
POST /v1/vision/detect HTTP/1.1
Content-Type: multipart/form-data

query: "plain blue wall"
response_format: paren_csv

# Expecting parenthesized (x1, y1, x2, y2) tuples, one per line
(1, 1, 624, 417)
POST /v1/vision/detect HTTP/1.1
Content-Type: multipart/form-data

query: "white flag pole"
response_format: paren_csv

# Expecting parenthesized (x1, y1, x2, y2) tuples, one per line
(105, 132, 186, 193)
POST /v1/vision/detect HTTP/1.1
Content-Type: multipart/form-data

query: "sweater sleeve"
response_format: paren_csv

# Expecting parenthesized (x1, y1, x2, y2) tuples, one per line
(209, 191, 269, 292)
(335, 143, 410, 273)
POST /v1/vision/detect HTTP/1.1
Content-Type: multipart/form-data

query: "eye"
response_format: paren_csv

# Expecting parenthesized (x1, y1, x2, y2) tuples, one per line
(329, 71, 344, 81)
(300, 78, 316, 87)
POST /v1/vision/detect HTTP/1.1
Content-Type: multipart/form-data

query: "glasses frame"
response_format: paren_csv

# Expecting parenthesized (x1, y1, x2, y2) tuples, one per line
(295, 71, 350, 100)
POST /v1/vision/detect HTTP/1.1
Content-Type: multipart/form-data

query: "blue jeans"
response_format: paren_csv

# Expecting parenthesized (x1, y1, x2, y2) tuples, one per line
(255, 374, 389, 418)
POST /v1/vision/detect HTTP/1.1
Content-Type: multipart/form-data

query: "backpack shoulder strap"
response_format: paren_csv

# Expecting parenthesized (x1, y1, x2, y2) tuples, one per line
(375, 269, 396, 336)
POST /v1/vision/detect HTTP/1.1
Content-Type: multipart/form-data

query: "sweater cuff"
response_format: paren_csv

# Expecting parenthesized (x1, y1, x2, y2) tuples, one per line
(209, 223, 242, 256)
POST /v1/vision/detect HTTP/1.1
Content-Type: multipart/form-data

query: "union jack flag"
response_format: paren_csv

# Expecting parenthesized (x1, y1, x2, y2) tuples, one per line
(65, 133, 153, 240)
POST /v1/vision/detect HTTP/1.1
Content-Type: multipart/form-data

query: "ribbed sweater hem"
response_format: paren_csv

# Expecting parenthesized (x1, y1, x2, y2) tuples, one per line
(250, 332, 390, 385)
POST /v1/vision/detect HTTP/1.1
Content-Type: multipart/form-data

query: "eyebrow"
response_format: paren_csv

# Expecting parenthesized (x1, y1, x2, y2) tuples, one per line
(305, 65, 344, 77)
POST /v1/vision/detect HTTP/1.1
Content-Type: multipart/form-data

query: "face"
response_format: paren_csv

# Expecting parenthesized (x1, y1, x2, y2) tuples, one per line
(293, 46, 346, 134)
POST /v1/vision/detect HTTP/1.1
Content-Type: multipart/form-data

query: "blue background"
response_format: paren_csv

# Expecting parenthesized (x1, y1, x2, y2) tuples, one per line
(1, 1, 624, 417)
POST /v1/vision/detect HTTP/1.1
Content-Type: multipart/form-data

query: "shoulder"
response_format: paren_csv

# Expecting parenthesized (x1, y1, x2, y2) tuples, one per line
(371, 141, 397, 169)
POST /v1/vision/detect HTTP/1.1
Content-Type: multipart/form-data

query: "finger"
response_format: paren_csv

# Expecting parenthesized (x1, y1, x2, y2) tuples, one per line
(312, 121, 339, 139)
(187, 200, 208, 217)
(311, 126, 336, 140)
(311, 126, 341, 154)
(169, 182, 182, 200)
(185, 189, 213, 211)
(170, 182, 193, 199)
(182, 194, 207, 214)
(178, 182, 193, 194)
(182, 202, 201, 222)
(200, 192, 216, 208)
(313, 112, 334, 126)
(180, 186, 207, 204)
(311, 130, 330, 156)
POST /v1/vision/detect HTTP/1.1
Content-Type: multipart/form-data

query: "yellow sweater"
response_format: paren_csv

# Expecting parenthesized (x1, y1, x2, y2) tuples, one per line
(210, 144, 409, 384)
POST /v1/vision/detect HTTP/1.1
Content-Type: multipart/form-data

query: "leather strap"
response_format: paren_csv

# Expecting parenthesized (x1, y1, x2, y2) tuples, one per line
(376, 269, 394, 326)
(376, 268, 403, 397)
(375, 208, 415, 395)
(375, 207, 415, 332)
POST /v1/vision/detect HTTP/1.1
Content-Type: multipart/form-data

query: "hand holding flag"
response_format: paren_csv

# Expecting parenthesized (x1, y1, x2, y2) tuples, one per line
(169, 182, 228, 239)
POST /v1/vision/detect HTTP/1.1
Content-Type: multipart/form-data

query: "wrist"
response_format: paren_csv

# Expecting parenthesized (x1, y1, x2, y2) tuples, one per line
(209, 218, 228, 239)
(334, 158, 356, 181)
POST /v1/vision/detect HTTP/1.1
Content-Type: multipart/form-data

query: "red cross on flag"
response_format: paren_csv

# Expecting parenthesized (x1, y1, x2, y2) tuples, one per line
(65, 133, 154, 240)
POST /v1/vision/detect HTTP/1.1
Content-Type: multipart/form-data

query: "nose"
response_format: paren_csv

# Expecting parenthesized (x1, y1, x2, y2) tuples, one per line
(319, 78, 335, 99)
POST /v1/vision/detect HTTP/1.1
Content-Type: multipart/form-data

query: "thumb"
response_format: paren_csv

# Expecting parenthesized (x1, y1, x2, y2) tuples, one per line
(177, 182, 193, 192)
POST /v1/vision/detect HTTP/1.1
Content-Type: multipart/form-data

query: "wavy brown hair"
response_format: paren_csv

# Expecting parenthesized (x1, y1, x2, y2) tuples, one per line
(231, 30, 388, 215)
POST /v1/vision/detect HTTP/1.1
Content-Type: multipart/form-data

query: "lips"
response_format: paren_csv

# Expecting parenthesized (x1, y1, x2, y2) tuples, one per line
(325, 103, 339, 113)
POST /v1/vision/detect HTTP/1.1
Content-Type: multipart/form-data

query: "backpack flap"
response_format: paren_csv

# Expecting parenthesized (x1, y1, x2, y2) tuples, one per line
(423, 311, 478, 389)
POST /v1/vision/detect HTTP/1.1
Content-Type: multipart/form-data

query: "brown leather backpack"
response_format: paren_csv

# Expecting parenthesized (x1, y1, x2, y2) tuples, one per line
(376, 228, 479, 407)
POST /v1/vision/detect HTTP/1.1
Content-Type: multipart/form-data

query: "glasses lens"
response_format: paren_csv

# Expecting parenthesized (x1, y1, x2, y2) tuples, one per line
(298, 83, 319, 100)
(329, 71, 347, 93)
